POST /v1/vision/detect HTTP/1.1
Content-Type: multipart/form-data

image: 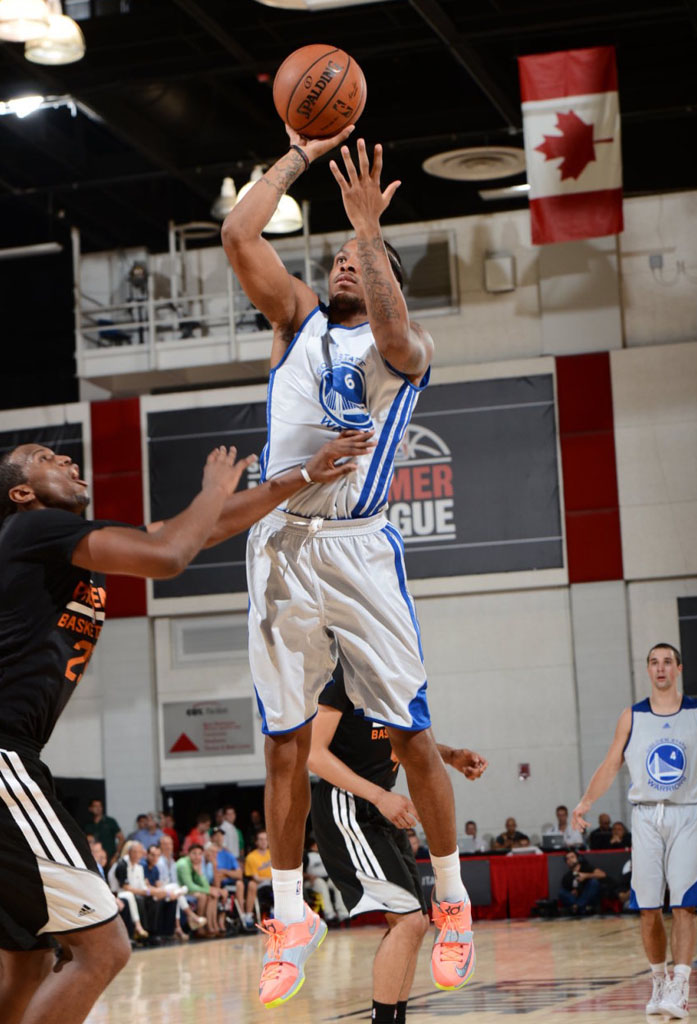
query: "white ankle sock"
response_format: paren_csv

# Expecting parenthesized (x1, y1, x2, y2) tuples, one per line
(674, 964, 691, 982)
(430, 850, 467, 903)
(271, 866, 304, 924)
(650, 961, 667, 975)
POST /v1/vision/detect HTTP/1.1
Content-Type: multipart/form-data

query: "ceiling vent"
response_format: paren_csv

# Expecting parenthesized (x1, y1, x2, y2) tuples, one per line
(422, 146, 526, 182)
(254, 0, 386, 9)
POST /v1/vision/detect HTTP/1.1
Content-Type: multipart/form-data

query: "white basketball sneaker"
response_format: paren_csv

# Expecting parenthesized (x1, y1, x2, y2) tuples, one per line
(646, 973, 667, 1014)
(659, 975, 690, 1019)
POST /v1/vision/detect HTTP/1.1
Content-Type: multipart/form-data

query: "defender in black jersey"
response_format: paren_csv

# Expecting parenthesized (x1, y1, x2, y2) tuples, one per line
(308, 665, 487, 1024)
(0, 432, 372, 1024)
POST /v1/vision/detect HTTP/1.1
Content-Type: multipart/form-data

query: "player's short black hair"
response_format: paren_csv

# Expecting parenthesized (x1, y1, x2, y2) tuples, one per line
(383, 240, 404, 289)
(647, 642, 682, 666)
(0, 450, 26, 524)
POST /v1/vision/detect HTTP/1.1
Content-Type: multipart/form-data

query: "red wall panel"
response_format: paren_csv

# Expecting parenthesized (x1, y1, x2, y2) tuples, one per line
(90, 397, 146, 618)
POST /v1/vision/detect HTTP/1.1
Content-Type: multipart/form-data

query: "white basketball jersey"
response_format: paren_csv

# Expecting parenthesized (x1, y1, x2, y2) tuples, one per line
(624, 696, 697, 803)
(260, 305, 429, 519)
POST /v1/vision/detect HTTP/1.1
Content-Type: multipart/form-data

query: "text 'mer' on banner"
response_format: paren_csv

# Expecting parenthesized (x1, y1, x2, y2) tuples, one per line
(518, 45, 623, 245)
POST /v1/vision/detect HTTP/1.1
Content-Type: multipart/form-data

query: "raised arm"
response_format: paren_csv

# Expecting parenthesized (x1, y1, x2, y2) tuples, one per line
(71, 446, 250, 579)
(572, 707, 632, 831)
(308, 704, 419, 830)
(329, 139, 433, 382)
(221, 126, 354, 364)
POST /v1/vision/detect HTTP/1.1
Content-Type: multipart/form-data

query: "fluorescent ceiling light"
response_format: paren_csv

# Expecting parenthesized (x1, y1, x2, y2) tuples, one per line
(478, 183, 531, 201)
(5, 94, 45, 118)
(0, 241, 63, 260)
(0, 0, 49, 41)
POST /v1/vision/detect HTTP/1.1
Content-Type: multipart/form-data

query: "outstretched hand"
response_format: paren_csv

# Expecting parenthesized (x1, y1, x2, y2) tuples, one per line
(450, 749, 488, 780)
(304, 429, 376, 483)
(202, 446, 257, 498)
(286, 122, 355, 164)
(329, 138, 401, 231)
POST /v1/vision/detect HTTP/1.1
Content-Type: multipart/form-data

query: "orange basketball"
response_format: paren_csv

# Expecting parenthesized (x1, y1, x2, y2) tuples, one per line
(273, 44, 366, 140)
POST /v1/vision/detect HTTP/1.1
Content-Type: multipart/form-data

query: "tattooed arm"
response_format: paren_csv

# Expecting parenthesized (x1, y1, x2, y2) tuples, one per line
(221, 125, 354, 363)
(330, 139, 433, 382)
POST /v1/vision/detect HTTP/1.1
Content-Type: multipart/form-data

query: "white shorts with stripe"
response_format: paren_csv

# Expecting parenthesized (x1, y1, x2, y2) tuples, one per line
(247, 509, 429, 735)
(629, 802, 697, 910)
(0, 745, 117, 950)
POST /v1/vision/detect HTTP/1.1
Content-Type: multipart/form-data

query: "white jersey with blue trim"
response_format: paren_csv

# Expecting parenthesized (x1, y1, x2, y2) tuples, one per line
(260, 305, 429, 519)
(624, 696, 697, 804)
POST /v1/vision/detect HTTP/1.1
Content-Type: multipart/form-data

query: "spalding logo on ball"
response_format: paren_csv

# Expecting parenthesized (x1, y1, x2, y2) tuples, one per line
(273, 44, 366, 139)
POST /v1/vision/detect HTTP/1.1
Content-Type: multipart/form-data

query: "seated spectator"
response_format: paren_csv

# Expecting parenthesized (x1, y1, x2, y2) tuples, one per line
(304, 836, 348, 926)
(176, 844, 225, 937)
(245, 809, 265, 851)
(183, 812, 212, 854)
(156, 834, 205, 939)
(615, 858, 632, 908)
(544, 804, 585, 848)
(126, 813, 150, 845)
(161, 812, 181, 857)
(406, 828, 429, 859)
(464, 819, 488, 853)
(244, 829, 273, 924)
(558, 850, 606, 915)
(83, 798, 123, 865)
(609, 820, 631, 848)
(139, 813, 165, 849)
(110, 840, 151, 941)
(220, 804, 245, 859)
(493, 817, 530, 851)
(589, 812, 613, 850)
(140, 843, 176, 938)
(208, 827, 245, 910)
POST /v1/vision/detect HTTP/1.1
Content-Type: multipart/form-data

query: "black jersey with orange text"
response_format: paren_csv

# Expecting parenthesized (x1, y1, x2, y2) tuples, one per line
(318, 665, 399, 791)
(0, 508, 127, 752)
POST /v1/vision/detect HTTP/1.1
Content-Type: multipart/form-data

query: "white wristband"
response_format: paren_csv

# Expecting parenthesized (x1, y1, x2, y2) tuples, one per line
(300, 463, 314, 485)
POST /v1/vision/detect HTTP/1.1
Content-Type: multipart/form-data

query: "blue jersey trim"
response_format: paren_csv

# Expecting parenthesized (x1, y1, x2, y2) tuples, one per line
(633, 696, 693, 717)
(269, 304, 322, 373)
(353, 686, 431, 732)
(364, 388, 416, 517)
(382, 522, 424, 662)
(326, 317, 370, 331)
(633, 698, 652, 713)
(385, 359, 431, 392)
(351, 383, 410, 517)
(255, 685, 318, 736)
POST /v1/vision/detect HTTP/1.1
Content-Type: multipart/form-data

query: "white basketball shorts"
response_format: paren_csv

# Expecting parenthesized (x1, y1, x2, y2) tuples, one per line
(246, 509, 429, 735)
(629, 802, 697, 909)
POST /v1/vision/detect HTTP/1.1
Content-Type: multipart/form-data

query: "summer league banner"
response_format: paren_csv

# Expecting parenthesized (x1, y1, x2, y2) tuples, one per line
(147, 374, 563, 598)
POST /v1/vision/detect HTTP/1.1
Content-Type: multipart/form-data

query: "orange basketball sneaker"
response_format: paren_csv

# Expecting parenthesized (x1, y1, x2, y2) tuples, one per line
(258, 903, 328, 1008)
(430, 896, 476, 990)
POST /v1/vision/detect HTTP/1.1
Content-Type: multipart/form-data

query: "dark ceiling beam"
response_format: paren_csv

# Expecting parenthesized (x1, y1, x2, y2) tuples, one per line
(169, 0, 254, 64)
(408, 0, 521, 128)
(684, 0, 697, 34)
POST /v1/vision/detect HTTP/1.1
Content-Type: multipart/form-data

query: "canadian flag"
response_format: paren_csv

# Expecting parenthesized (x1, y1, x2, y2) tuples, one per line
(518, 46, 623, 245)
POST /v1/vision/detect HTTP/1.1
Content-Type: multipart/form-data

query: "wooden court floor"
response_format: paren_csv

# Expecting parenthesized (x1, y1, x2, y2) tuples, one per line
(85, 914, 686, 1023)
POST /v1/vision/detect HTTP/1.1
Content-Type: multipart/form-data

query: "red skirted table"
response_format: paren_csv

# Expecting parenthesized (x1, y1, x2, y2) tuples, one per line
(485, 854, 549, 919)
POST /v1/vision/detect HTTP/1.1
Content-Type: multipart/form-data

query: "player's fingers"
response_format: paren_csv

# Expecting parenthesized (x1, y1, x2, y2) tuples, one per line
(240, 453, 258, 469)
(328, 160, 348, 191)
(340, 145, 359, 185)
(382, 180, 401, 205)
(356, 137, 370, 178)
(371, 142, 383, 181)
(225, 445, 238, 464)
(334, 461, 357, 476)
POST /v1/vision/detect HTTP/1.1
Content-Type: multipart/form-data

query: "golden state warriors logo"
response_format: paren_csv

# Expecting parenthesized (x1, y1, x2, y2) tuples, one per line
(646, 739, 686, 792)
(319, 362, 373, 430)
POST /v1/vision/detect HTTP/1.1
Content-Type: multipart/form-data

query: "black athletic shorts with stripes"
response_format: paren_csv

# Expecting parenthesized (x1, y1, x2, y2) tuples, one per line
(311, 780, 428, 918)
(0, 742, 117, 951)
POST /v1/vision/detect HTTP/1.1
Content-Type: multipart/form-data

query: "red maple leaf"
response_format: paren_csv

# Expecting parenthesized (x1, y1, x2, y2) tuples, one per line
(535, 110, 602, 180)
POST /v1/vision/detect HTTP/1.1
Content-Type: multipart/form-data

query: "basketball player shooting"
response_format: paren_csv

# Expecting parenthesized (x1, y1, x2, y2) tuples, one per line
(0, 432, 372, 1024)
(572, 643, 697, 1020)
(222, 129, 476, 1008)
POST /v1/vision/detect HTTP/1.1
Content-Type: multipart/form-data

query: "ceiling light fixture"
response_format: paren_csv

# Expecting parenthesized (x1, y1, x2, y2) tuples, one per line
(25, 0, 84, 64)
(3, 94, 45, 117)
(210, 176, 237, 221)
(423, 146, 526, 182)
(0, 93, 81, 118)
(0, 0, 49, 41)
(478, 183, 531, 201)
(236, 166, 303, 234)
(253, 0, 386, 9)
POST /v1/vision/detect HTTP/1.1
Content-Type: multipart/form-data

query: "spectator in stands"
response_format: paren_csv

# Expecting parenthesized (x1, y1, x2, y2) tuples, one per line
(589, 812, 613, 850)
(493, 817, 530, 850)
(558, 850, 606, 915)
(126, 813, 150, 846)
(176, 843, 225, 937)
(304, 836, 349, 926)
(84, 798, 123, 864)
(208, 828, 245, 924)
(244, 829, 273, 923)
(161, 812, 181, 857)
(464, 820, 488, 853)
(220, 804, 245, 859)
(406, 828, 429, 859)
(132, 813, 164, 850)
(544, 804, 585, 848)
(183, 812, 212, 854)
(110, 840, 150, 941)
(245, 809, 265, 850)
(156, 834, 205, 939)
(616, 858, 632, 908)
(141, 843, 175, 938)
(610, 820, 632, 848)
